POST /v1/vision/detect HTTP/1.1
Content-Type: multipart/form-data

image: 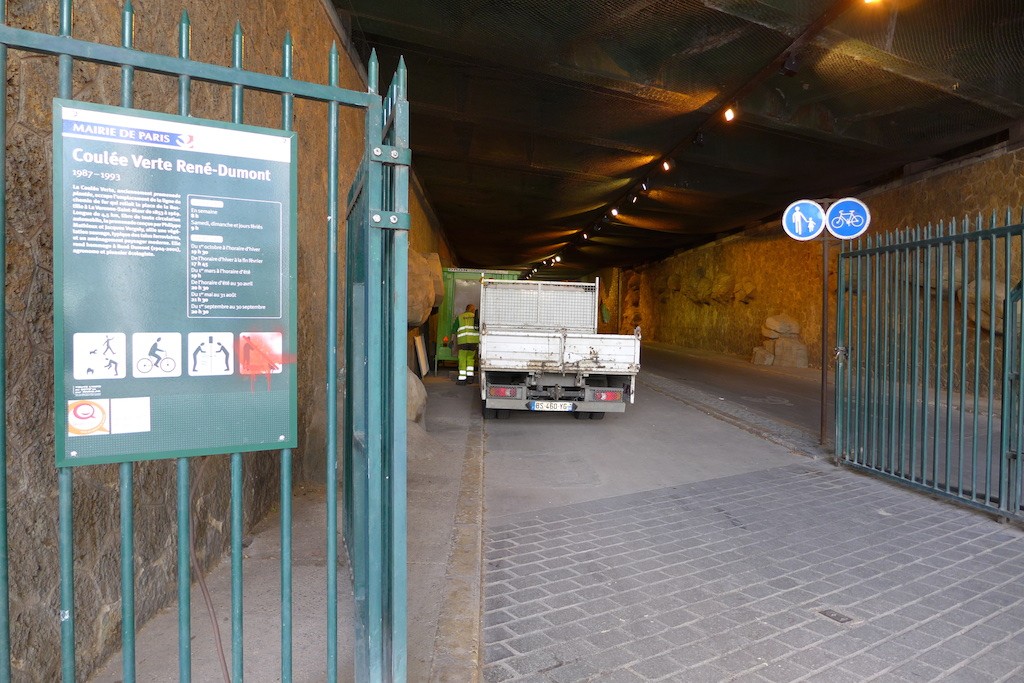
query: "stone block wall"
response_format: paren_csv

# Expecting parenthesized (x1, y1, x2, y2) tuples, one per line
(4, 1, 447, 679)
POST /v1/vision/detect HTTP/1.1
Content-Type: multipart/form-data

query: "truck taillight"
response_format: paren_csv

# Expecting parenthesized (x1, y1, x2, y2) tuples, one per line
(593, 390, 622, 401)
(488, 386, 518, 398)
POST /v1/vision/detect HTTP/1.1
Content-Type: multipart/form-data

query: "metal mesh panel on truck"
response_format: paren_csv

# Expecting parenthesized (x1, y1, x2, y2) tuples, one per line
(480, 280, 597, 333)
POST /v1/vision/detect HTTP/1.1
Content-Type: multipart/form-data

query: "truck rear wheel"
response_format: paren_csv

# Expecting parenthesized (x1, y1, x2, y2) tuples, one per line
(573, 411, 589, 420)
(496, 409, 511, 419)
(482, 404, 497, 419)
(589, 411, 605, 420)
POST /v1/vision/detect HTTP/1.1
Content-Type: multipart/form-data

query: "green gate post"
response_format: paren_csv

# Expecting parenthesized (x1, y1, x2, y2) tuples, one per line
(176, 10, 193, 682)
(326, 42, 341, 683)
(280, 30, 295, 683)
(344, 49, 410, 682)
(118, 5, 137, 680)
(57, 0, 75, 678)
(229, 22, 246, 683)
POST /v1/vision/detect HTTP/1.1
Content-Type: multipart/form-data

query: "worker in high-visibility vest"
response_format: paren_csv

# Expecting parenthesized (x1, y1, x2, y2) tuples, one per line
(453, 303, 480, 384)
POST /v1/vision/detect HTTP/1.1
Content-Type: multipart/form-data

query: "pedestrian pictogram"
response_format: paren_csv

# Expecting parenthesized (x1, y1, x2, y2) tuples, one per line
(825, 197, 871, 239)
(73, 332, 127, 379)
(782, 200, 826, 241)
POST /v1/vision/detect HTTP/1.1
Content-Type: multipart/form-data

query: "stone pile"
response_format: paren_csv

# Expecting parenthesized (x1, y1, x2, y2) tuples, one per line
(752, 313, 809, 368)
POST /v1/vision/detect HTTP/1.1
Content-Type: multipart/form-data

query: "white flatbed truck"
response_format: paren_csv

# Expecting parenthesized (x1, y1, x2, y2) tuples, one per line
(478, 278, 641, 419)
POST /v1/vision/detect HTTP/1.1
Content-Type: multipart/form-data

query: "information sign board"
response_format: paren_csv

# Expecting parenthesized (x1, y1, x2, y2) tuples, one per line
(825, 197, 871, 239)
(53, 100, 298, 466)
(782, 199, 826, 241)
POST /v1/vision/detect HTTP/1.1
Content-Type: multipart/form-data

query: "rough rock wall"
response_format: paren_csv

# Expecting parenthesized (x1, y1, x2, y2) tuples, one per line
(636, 146, 1024, 370)
(3, 1, 373, 679)
(635, 227, 827, 365)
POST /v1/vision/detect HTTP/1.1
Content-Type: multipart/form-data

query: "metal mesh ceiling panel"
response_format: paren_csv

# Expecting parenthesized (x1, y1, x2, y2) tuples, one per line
(341, 0, 1024, 278)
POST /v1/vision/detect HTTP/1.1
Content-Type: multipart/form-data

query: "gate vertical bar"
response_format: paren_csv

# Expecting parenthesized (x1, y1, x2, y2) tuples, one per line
(835, 241, 847, 457)
(970, 227, 981, 497)
(934, 223, 945, 487)
(1015, 208, 1024, 512)
(280, 31, 295, 683)
(923, 225, 934, 484)
(176, 11, 192, 682)
(986, 215, 997, 504)
(362, 76, 386, 683)
(1000, 224, 1013, 510)
(325, 42, 341, 683)
(229, 21, 245, 683)
(118, 4, 137, 679)
(910, 226, 922, 483)
(0, 0, 10, 676)
(853, 240, 865, 462)
(57, 0, 75, 677)
(386, 58, 409, 680)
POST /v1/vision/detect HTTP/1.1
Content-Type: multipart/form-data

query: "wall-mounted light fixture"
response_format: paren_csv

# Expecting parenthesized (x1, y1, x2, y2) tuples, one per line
(723, 106, 736, 122)
(661, 158, 676, 172)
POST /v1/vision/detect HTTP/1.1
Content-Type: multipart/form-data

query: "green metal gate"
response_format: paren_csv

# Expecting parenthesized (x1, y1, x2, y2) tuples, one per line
(0, 1, 408, 681)
(836, 210, 1024, 520)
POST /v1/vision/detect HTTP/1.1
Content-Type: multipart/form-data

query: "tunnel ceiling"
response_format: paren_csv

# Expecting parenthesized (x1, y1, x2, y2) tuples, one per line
(335, 0, 1024, 279)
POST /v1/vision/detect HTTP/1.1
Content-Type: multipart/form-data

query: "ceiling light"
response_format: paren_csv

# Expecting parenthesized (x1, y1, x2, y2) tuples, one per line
(641, 181, 648, 191)
(610, 208, 619, 217)
(582, 232, 588, 240)
(554, 255, 561, 262)
(723, 106, 736, 122)
(631, 195, 638, 204)
(661, 159, 675, 172)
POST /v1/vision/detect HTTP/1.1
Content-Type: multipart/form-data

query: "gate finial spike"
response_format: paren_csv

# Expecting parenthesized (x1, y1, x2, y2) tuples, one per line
(368, 48, 379, 94)
(396, 55, 407, 97)
(329, 42, 339, 87)
(283, 32, 293, 76)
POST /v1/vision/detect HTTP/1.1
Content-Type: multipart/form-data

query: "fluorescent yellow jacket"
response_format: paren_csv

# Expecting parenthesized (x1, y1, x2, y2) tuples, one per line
(456, 310, 479, 345)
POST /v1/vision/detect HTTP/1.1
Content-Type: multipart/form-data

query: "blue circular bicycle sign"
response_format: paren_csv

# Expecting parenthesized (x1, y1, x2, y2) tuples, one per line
(782, 199, 826, 241)
(825, 197, 871, 239)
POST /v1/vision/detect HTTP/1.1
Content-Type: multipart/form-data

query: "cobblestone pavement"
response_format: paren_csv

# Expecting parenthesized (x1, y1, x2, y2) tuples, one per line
(483, 461, 1024, 682)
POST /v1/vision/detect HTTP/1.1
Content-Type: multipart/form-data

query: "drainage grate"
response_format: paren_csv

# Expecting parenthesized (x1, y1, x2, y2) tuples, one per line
(819, 609, 853, 623)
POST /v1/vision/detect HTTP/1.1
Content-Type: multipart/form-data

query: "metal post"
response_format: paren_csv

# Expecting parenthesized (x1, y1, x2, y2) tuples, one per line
(176, 11, 192, 683)
(57, 0, 75, 678)
(280, 31, 295, 683)
(119, 4, 137, 679)
(821, 236, 829, 446)
(325, 42, 341, 683)
(230, 22, 245, 683)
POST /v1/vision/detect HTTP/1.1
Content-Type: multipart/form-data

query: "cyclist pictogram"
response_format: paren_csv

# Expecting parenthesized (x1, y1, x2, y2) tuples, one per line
(825, 197, 870, 239)
(131, 332, 182, 378)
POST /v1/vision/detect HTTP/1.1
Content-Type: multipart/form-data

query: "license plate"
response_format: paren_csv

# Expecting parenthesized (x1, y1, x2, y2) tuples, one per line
(530, 401, 574, 412)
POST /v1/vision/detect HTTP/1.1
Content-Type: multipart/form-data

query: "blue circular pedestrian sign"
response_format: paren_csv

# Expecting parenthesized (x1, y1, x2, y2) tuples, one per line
(825, 197, 870, 239)
(782, 199, 825, 241)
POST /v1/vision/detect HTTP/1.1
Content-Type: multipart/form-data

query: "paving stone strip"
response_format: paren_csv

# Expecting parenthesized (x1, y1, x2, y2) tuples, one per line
(483, 461, 1024, 682)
